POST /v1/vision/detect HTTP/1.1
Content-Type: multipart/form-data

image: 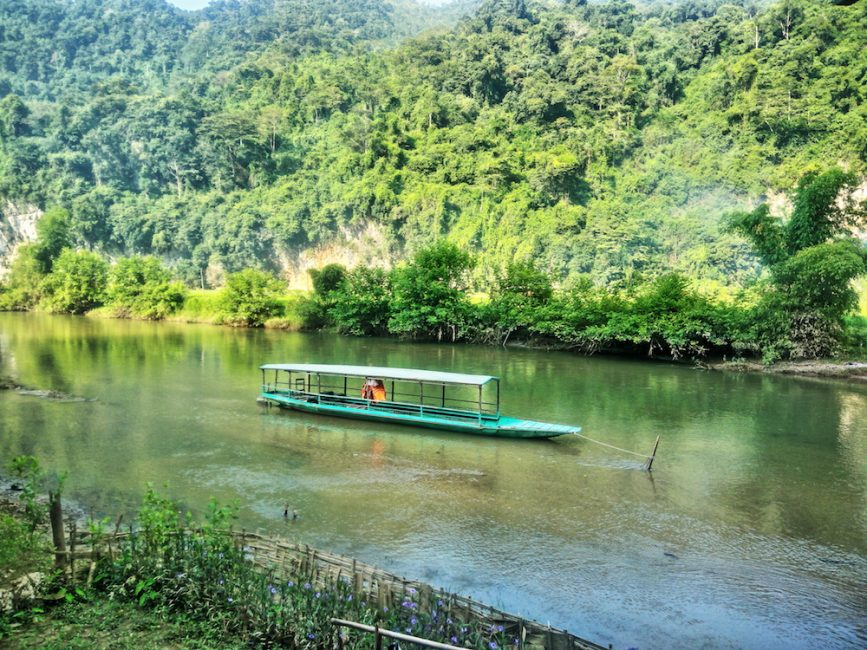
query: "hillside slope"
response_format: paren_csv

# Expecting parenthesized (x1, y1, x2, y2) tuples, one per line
(0, 0, 864, 288)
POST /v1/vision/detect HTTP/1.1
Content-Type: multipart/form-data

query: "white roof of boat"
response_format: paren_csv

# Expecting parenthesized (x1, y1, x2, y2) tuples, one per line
(260, 364, 498, 385)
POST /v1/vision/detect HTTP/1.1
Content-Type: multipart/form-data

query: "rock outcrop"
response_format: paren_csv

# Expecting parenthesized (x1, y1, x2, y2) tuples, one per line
(0, 202, 41, 278)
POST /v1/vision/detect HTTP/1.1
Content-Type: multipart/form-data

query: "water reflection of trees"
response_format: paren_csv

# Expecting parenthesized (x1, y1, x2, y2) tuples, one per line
(1, 312, 865, 555)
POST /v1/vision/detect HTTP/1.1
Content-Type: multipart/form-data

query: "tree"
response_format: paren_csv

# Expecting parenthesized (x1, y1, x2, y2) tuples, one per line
(219, 268, 283, 327)
(41, 249, 108, 314)
(728, 167, 867, 359)
(0, 94, 30, 138)
(785, 169, 861, 255)
(487, 261, 552, 344)
(329, 267, 391, 335)
(32, 208, 72, 274)
(388, 241, 473, 341)
(309, 263, 347, 296)
(108, 256, 186, 319)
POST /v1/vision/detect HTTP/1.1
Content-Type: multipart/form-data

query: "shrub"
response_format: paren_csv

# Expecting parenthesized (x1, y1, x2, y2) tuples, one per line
(219, 269, 283, 327)
(40, 249, 108, 314)
(329, 267, 391, 336)
(108, 256, 186, 320)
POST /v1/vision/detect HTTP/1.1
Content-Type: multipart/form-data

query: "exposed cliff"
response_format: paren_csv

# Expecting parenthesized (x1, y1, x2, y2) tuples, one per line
(0, 203, 41, 279)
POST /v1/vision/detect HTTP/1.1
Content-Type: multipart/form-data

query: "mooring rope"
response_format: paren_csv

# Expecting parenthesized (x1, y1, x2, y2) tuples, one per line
(573, 432, 652, 459)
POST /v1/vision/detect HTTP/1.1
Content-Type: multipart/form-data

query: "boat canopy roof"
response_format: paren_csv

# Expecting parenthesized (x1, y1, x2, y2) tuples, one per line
(260, 363, 498, 386)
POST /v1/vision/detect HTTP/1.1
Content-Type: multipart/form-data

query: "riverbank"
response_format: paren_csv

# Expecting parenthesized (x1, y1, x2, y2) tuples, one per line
(708, 359, 867, 382)
(0, 484, 604, 650)
(42, 301, 867, 384)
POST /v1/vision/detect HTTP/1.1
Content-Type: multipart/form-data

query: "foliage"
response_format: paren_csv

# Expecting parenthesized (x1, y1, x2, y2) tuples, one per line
(728, 166, 867, 358)
(31, 208, 72, 274)
(0, 514, 52, 590)
(7, 456, 48, 534)
(0, 0, 864, 291)
(107, 256, 186, 320)
(97, 487, 514, 650)
(484, 261, 553, 344)
(218, 268, 284, 327)
(309, 263, 347, 296)
(0, 247, 45, 311)
(40, 249, 108, 314)
(300, 263, 347, 329)
(1, 0, 866, 360)
(329, 267, 392, 336)
(388, 241, 474, 341)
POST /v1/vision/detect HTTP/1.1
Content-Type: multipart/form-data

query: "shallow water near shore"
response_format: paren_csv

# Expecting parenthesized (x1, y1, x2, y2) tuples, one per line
(1, 312, 865, 649)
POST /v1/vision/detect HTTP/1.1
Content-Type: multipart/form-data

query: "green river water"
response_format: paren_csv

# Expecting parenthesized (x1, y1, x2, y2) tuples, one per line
(0, 313, 865, 649)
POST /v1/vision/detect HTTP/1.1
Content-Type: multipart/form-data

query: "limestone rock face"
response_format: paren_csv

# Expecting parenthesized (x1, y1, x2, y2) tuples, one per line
(277, 222, 395, 290)
(0, 202, 41, 278)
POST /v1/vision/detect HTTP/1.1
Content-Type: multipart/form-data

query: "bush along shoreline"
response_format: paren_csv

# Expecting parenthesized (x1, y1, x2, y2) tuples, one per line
(1, 461, 586, 650)
(1, 168, 865, 364)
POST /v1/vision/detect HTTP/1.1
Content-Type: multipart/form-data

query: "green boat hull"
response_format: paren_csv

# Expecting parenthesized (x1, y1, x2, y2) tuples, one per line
(259, 391, 579, 439)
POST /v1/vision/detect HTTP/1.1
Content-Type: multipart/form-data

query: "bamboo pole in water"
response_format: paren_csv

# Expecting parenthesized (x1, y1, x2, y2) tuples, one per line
(646, 435, 661, 471)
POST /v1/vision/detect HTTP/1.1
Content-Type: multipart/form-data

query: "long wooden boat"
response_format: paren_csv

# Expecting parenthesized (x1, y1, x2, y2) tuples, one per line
(259, 363, 580, 439)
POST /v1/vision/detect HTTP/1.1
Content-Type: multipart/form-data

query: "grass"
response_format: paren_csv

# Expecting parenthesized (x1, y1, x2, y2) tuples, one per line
(171, 289, 307, 329)
(3, 597, 249, 649)
(172, 289, 223, 324)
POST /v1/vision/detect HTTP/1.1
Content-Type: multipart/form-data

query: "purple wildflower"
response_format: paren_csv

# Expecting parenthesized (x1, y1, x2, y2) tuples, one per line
(307, 633, 315, 640)
(489, 642, 498, 649)
(411, 616, 418, 626)
(303, 582, 312, 590)
(451, 636, 458, 644)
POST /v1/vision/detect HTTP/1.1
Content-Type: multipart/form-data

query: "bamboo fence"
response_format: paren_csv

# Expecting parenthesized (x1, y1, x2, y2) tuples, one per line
(57, 524, 607, 650)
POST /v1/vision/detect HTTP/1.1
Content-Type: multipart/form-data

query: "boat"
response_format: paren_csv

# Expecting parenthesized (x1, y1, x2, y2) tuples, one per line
(258, 363, 580, 439)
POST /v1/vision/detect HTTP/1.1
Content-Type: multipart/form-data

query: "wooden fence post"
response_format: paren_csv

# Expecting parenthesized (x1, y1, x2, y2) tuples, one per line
(48, 491, 66, 569)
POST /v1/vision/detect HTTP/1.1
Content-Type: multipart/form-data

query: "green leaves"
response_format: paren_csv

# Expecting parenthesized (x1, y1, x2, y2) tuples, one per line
(727, 166, 867, 359)
(40, 249, 108, 315)
(219, 268, 284, 327)
(388, 241, 474, 341)
(108, 255, 186, 319)
(786, 169, 861, 255)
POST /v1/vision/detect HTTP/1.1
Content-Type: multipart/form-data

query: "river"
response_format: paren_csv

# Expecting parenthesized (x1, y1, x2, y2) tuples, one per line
(0, 313, 865, 649)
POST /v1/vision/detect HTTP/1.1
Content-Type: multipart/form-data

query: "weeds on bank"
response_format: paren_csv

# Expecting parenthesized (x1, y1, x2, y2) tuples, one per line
(4, 480, 513, 649)
(105, 486, 512, 649)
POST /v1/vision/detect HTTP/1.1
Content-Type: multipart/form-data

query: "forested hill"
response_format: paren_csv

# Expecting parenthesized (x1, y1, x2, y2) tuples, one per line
(0, 0, 469, 99)
(0, 0, 864, 289)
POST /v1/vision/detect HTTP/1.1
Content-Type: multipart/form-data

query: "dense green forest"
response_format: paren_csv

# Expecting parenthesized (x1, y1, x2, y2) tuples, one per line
(0, 0, 865, 360)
